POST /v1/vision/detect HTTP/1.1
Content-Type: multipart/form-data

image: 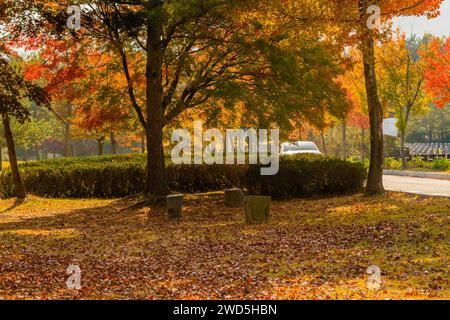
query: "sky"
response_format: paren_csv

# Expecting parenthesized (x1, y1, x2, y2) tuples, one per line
(392, 0, 450, 37)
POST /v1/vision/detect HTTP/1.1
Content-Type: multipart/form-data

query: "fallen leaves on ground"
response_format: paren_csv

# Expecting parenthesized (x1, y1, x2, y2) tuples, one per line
(0, 193, 448, 300)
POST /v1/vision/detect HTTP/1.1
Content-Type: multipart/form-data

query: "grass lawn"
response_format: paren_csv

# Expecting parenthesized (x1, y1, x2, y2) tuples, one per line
(0, 193, 448, 300)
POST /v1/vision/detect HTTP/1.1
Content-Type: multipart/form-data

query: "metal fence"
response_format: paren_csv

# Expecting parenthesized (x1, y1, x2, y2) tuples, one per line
(404, 143, 450, 160)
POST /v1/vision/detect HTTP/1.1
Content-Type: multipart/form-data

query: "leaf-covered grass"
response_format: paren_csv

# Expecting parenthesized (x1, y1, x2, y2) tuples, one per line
(0, 193, 448, 300)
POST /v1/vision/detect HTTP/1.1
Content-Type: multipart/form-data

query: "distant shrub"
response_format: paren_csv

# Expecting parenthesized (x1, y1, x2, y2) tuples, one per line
(384, 157, 402, 170)
(430, 158, 450, 171)
(384, 156, 450, 171)
(409, 157, 429, 169)
(0, 154, 367, 199)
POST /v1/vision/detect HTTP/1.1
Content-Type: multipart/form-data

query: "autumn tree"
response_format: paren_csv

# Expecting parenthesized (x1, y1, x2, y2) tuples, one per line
(0, 50, 48, 198)
(18, 38, 87, 157)
(275, 0, 444, 194)
(74, 52, 134, 155)
(377, 34, 430, 169)
(7, 0, 351, 197)
(192, 21, 352, 145)
(422, 37, 450, 108)
(80, 0, 278, 197)
(333, 76, 359, 160)
(339, 49, 371, 162)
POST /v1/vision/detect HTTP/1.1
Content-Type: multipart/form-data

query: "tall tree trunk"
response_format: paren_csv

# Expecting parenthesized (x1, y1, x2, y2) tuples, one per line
(110, 132, 118, 154)
(400, 131, 407, 170)
(342, 120, 347, 160)
(0, 144, 3, 171)
(2, 114, 26, 199)
(141, 134, 146, 154)
(145, 3, 168, 196)
(361, 127, 366, 163)
(321, 131, 327, 156)
(64, 122, 72, 157)
(400, 106, 412, 170)
(71, 140, 77, 157)
(35, 145, 41, 161)
(362, 35, 385, 194)
(97, 138, 104, 156)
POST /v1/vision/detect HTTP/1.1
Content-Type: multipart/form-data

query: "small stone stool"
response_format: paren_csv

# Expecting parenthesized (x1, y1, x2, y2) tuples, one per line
(166, 194, 184, 219)
(224, 188, 245, 207)
(244, 195, 271, 224)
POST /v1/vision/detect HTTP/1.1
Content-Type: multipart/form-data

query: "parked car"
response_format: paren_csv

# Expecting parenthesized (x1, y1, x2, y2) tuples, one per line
(280, 141, 323, 156)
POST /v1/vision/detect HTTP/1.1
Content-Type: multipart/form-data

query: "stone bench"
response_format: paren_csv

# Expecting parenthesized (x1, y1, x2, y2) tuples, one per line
(166, 194, 184, 219)
(244, 195, 271, 224)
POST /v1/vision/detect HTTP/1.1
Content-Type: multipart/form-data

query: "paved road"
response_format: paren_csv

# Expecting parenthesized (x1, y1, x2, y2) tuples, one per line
(383, 175, 450, 198)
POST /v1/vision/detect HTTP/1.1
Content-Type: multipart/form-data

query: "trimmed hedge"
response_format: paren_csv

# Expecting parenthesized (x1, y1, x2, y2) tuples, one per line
(0, 161, 146, 198)
(247, 154, 367, 198)
(168, 164, 248, 193)
(0, 154, 366, 199)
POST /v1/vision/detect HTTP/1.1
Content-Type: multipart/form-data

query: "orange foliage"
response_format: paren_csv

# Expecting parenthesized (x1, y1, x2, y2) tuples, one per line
(422, 38, 450, 108)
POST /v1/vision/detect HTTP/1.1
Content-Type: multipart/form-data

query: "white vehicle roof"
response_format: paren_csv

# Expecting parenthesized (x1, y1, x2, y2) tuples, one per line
(281, 141, 321, 153)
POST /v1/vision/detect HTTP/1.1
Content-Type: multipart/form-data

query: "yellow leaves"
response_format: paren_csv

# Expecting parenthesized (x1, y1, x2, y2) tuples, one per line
(0, 228, 78, 238)
(40, 1, 64, 14)
(381, 0, 445, 18)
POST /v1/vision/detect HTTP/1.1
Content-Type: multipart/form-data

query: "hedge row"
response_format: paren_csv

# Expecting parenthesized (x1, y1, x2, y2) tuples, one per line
(0, 154, 367, 199)
(247, 155, 367, 198)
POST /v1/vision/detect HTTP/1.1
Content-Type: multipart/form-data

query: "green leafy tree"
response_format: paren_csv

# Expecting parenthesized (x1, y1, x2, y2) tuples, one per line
(0, 53, 48, 198)
(377, 34, 430, 169)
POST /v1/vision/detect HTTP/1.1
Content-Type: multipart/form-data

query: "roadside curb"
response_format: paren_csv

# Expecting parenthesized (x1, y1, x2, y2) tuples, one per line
(384, 170, 450, 180)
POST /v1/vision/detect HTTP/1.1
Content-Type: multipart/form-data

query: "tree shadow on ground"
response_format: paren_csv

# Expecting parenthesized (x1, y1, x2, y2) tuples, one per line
(0, 197, 27, 214)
